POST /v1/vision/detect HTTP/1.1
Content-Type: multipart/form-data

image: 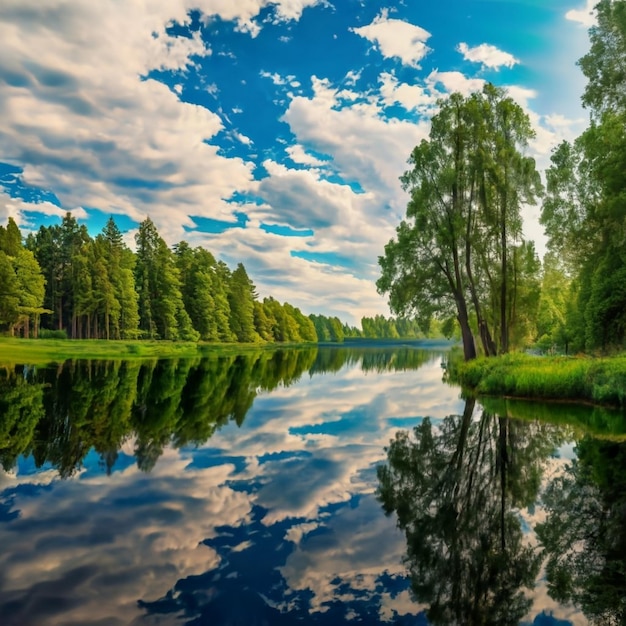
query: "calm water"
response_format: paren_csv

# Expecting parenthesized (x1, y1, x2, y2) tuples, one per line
(0, 344, 624, 625)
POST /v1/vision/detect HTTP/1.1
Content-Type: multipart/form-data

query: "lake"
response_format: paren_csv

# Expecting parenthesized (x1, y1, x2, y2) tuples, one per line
(0, 343, 624, 625)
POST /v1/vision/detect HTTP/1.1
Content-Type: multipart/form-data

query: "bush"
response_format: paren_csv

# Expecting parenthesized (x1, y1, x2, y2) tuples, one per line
(38, 329, 68, 340)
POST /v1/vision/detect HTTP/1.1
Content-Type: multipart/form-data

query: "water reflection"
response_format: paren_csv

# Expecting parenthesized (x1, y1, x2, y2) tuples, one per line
(0, 344, 457, 625)
(538, 436, 626, 624)
(0, 345, 622, 625)
(0, 345, 442, 477)
(378, 398, 567, 625)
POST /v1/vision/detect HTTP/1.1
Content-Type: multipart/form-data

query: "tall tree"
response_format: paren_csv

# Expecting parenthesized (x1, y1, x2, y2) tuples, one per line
(228, 263, 260, 343)
(378, 86, 540, 360)
(541, 2, 626, 351)
(134, 218, 198, 341)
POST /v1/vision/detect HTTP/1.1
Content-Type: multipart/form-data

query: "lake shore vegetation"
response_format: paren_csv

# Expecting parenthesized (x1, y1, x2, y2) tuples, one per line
(453, 352, 626, 409)
(380, 1, 626, 369)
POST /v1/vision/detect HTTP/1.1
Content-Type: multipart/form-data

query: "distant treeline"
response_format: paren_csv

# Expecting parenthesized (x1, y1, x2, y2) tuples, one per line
(0, 214, 431, 343)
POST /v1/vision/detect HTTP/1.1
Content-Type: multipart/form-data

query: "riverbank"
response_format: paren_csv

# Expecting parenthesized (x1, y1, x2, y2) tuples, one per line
(454, 353, 626, 409)
(0, 337, 302, 365)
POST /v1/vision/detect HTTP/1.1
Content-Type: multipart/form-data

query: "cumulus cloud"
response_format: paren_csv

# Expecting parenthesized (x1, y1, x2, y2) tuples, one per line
(0, 0, 259, 243)
(566, 0, 597, 27)
(378, 72, 437, 112)
(286, 144, 327, 166)
(351, 9, 431, 67)
(426, 70, 486, 96)
(457, 42, 520, 70)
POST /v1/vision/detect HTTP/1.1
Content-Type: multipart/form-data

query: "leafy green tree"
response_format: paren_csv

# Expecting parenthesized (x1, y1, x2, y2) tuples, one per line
(98, 218, 139, 339)
(253, 300, 274, 341)
(263, 297, 300, 342)
(174, 243, 235, 342)
(284, 303, 317, 342)
(0, 251, 20, 332)
(0, 217, 22, 257)
(379, 86, 541, 360)
(12, 249, 47, 337)
(540, 3, 626, 352)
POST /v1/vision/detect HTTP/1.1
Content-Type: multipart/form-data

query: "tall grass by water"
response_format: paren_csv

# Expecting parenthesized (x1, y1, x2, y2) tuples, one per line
(457, 352, 626, 409)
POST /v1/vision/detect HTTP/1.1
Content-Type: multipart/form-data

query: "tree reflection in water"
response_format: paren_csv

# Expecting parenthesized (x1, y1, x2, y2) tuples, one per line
(0, 344, 443, 477)
(377, 398, 565, 625)
(537, 436, 626, 625)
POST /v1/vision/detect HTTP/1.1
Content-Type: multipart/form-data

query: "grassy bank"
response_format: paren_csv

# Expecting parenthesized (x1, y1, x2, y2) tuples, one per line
(456, 352, 626, 409)
(0, 337, 286, 365)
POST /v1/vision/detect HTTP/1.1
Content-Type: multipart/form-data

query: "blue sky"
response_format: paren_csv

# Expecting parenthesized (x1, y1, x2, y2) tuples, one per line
(0, 0, 595, 323)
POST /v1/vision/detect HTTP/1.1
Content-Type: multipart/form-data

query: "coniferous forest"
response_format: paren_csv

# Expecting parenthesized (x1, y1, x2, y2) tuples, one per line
(0, 213, 424, 343)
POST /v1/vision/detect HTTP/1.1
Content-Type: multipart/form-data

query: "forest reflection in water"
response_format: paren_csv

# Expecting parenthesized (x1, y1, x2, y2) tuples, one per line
(0, 344, 438, 476)
(0, 344, 625, 625)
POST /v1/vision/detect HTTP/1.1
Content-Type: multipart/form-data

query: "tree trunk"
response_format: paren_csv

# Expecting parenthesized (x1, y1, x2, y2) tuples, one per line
(457, 298, 477, 361)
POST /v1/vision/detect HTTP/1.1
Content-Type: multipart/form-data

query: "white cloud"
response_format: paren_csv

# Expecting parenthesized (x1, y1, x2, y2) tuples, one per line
(286, 144, 326, 166)
(378, 71, 437, 111)
(566, 0, 597, 27)
(505, 84, 538, 110)
(351, 10, 431, 67)
(0, 0, 259, 244)
(457, 42, 519, 70)
(269, 0, 328, 22)
(427, 70, 486, 96)
(0, 190, 87, 227)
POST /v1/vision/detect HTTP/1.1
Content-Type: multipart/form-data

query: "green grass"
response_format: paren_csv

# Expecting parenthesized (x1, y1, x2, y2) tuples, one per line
(456, 352, 626, 409)
(0, 337, 282, 365)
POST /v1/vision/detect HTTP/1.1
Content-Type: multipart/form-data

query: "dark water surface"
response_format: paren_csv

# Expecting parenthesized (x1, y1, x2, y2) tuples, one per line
(0, 344, 624, 625)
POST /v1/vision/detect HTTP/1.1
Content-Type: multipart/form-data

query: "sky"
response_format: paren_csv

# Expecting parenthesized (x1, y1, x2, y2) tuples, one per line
(0, 0, 596, 325)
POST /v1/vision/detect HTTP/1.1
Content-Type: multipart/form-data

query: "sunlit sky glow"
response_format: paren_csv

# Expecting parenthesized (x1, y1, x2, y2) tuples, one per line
(0, 0, 594, 324)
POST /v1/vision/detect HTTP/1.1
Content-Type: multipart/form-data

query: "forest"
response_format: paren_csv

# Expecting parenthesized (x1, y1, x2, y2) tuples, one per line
(0, 213, 426, 344)
(378, 0, 626, 360)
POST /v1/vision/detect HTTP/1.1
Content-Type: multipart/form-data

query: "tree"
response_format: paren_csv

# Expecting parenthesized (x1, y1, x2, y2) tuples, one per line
(228, 263, 260, 343)
(134, 218, 198, 341)
(378, 86, 541, 360)
(99, 218, 139, 339)
(12, 249, 47, 337)
(0, 251, 20, 332)
(0, 217, 22, 257)
(540, 3, 626, 351)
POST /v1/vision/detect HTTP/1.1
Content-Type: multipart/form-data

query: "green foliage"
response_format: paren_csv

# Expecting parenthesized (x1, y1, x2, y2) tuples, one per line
(0, 347, 320, 474)
(379, 85, 541, 361)
(12, 215, 354, 346)
(539, 3, 626, 353)
(457, 353, 626, 408)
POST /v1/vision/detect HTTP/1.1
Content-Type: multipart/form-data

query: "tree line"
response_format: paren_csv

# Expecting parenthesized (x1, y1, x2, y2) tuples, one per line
(379, 0, 626, 359)
(0, 213, 438, 343)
